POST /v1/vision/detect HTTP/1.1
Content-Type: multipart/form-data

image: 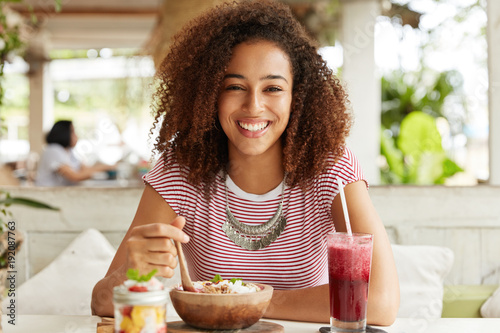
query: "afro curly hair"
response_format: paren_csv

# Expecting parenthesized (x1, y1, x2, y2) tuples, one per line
(151, 0, 352, 190)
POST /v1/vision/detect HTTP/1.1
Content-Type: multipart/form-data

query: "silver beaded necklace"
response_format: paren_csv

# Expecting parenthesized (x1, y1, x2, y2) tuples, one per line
(221, 176, 287, 250)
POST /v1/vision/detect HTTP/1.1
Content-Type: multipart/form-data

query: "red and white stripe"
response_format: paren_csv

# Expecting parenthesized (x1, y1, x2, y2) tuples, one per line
(144, 147, 365, 290)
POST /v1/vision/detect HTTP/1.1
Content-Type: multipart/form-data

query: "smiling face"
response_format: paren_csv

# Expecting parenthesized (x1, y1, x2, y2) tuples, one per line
(217, 40, 293, 161)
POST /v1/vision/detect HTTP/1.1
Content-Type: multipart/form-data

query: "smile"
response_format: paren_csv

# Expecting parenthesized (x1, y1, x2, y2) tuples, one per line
(237, 121, 270, 132)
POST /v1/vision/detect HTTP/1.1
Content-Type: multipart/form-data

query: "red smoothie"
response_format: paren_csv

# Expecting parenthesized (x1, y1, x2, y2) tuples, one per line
(327, 233, 373, 325)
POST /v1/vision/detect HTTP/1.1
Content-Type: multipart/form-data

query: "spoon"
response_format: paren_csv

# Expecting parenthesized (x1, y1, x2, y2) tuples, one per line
(174, 240, 196, 292)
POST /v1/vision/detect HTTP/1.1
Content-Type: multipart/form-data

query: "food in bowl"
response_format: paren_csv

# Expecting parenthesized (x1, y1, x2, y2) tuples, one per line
(175, 274, 261, 294)
(113, 269, 168, 333)
(170, 274, 274, 330)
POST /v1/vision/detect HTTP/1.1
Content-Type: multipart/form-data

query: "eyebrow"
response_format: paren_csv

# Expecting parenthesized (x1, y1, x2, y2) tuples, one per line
(223, 73, 289, 84)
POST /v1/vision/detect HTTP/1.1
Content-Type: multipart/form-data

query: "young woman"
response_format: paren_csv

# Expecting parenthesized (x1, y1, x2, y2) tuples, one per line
(35, 120, 114, 186)
(92, 0, 399, 324)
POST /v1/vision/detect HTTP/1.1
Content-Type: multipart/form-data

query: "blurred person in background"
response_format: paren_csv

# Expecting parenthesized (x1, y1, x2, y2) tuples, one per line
(35, 120, 115, 186)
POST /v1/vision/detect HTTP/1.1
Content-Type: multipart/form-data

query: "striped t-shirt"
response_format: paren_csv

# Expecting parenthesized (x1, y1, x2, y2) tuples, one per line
(144, 147, 365, 290)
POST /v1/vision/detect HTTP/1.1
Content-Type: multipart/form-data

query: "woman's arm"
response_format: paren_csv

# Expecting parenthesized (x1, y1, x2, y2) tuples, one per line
(91, 184, 189, 317)
(57, 163, 115, 182)
(264, 285, 330, 322)
(264, 181, 399, 325)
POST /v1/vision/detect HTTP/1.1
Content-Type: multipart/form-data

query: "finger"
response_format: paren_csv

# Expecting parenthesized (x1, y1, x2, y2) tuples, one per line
(144, 252, 177, 268)
(127, 236, 177, 258)
(131, 262, 176, 279)
(136, 223, 189, 243)
(126, 247, 177, 277)
(150, 264, 176, 278)
(143, 238, 176, 253)
(170, 216, 186, 230)
(171, 216, 189, 243)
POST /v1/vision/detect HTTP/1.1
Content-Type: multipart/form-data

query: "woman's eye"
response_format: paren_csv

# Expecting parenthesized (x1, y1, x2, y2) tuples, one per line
(266, 86, 283, 92)
(226, 85, 243, 91)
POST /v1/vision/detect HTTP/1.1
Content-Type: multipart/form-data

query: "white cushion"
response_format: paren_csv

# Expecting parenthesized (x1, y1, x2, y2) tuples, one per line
(392, 244, 454, 319)
(481, 286, 500, 318)
(3, 228, 115, 315)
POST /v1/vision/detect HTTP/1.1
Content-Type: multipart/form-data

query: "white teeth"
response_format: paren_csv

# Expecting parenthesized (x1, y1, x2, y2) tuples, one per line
(238, 121, 269, 132)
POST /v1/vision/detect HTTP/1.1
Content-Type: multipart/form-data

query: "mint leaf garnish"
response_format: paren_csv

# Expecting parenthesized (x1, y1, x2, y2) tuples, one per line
(141, 269, 158, 282)
(126, 269, 139, 281)
(210, 274, 223, 283)
(230, 278, 242, 284)
(126, 268, 158, 282)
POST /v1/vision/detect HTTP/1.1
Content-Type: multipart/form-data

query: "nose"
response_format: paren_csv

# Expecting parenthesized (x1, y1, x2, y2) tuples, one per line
(243, 89, 264, 114)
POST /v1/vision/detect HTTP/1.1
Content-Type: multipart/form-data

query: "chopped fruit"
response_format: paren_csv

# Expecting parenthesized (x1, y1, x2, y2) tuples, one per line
(120, 305, 133, 317)
(128, 285, 149, 292)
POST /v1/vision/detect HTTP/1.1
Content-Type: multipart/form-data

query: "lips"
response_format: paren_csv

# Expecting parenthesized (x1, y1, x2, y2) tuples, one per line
(237, 121, 270, 132)
(235, 120, 271, 139)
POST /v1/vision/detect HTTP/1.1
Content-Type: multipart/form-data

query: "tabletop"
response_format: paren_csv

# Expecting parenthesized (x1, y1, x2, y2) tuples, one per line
(2, 314, 500, 333)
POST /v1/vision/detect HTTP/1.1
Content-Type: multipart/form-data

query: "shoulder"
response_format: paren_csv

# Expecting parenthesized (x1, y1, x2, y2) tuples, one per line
(327, 147, 360, 170)
(142, 150, 211, 214)
(41, 144, 70, 163)
(143, 150, 193, 192)
(44, 143, 67, 155)
(320, 147, 367, 186)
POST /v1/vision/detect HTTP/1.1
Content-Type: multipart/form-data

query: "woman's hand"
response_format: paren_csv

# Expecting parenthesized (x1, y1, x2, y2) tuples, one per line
(92, 184, 183, 317)
(125, 217, 189, 278)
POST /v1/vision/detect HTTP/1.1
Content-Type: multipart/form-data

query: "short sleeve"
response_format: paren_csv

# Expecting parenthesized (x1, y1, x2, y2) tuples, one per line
(44, 145, 72, 171)
(315, 147, 368, 214)
(335, 147, 368, 188)
(142, 153, 193, 215)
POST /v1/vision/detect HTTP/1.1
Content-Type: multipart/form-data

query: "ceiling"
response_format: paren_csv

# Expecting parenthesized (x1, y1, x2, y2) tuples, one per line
(9, 0, 350, 52)
(9, 0, 162, 50)
(8, 0, 418, 55)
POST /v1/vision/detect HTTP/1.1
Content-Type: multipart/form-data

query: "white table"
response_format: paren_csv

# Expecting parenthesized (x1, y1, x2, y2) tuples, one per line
(2, 315, 500, 333)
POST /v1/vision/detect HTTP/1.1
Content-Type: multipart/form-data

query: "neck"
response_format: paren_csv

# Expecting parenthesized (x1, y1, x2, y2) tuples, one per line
(227, 148, 284, 195)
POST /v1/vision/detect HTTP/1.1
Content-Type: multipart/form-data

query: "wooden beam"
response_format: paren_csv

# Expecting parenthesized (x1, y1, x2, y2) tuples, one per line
(10, 7, 159, 16)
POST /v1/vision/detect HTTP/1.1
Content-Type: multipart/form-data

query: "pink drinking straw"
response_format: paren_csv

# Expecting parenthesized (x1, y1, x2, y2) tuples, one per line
(336, 177, 352, 236)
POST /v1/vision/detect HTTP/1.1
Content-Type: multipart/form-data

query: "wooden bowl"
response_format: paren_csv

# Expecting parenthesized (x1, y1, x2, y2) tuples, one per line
(169, 283, 273, 330)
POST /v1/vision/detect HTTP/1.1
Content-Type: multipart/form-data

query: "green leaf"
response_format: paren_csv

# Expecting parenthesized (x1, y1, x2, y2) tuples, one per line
(126, 268, 158, 282)
(28, 5, 37, 24)
(442, 157, 463, 177)
(141, 269, 158, 282)
(398, 111, 444, 158)
(380, 127, 404, 184)
(394, 112, 464, 184)
(436, 157, 464, 184)
(126, 269, 140, 281)
(415, 152, 447, 185)
(230, 278, 242, 284)
(210, 274, 223, 283)
(0, 197, 60, 210)
(54, 0, 62, 12)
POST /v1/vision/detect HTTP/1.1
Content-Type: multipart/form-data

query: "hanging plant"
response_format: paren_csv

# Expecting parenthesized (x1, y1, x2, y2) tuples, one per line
(0, 0, 61, 109)
(1, 2, 25, 111)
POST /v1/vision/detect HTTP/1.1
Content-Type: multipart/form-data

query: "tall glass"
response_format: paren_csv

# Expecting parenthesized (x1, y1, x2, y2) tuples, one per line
(327, 232, 373, 332)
